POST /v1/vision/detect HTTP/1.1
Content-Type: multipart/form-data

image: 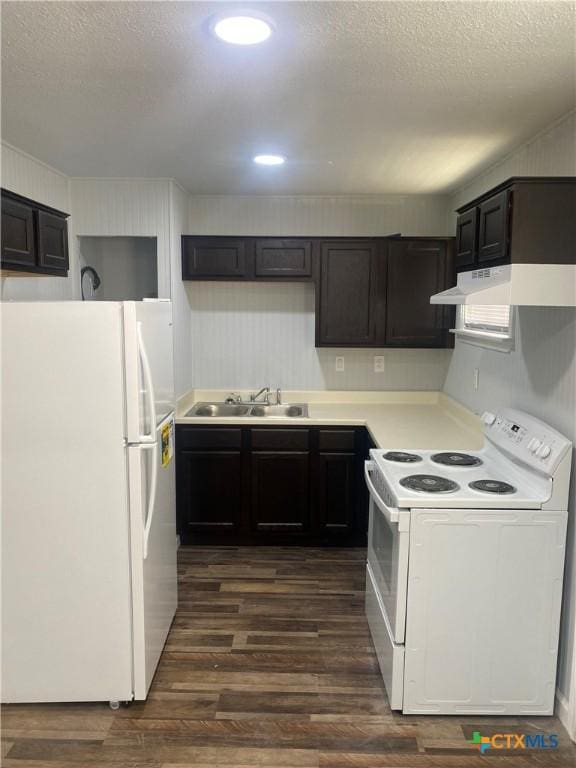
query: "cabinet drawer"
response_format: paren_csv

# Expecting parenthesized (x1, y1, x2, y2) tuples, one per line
(318, 429, 356, 451)
(251, 428, 309, 451)
(177, 427, 242, 450)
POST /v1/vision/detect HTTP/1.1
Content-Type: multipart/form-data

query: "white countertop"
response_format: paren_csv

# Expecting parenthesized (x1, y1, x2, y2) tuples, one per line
(175, 389, 483, 450)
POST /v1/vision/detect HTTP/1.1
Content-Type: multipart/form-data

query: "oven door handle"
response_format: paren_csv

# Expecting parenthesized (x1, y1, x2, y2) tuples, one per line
(365, 460, 400, 524)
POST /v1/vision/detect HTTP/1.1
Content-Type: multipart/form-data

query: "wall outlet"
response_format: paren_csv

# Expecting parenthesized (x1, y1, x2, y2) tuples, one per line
(335, 356, 345, 372)
(473, 367, 480, 391)
(374, 355, 385, 373)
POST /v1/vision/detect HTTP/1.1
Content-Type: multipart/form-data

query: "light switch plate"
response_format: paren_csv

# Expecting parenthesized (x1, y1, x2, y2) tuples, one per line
(335, 356, 345, 372)
(374, 356, 385, 373)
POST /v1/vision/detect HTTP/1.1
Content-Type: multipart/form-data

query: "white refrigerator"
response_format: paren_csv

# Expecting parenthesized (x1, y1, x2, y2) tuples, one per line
(1, 300, 178, 705)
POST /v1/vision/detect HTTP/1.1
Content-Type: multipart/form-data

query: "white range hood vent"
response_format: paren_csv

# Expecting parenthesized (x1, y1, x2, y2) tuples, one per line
(430, 264, 576, 306)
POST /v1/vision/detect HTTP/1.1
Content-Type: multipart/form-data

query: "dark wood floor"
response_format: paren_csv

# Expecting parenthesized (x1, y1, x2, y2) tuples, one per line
(2, 546, 575, 766)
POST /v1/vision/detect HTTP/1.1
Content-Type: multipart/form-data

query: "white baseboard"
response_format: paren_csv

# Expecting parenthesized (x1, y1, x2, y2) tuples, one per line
(556, 687, 573, 739)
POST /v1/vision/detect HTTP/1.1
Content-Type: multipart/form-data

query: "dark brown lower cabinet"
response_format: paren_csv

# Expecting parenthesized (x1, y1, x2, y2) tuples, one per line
(176, 425, 368, 546)
(317, 452, 356, 534)
(251, 452, 311, 533)
(176, 449, 244, 535)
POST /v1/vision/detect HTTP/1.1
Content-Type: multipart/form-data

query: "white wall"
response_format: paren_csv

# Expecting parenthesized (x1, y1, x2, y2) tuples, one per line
(189, 193, 450, 237)
(443, 110, 576, 712)
(447, 111, 576, 223)
(70, 178, 172, 299)
(170, 181, 193, 398)
(1, 143, 74, 300)
(187, 193, 452, 391)
(189, 281, 450, 391)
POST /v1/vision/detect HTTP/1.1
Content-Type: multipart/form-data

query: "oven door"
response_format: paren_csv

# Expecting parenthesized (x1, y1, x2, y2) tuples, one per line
(365, 461, 410, 644)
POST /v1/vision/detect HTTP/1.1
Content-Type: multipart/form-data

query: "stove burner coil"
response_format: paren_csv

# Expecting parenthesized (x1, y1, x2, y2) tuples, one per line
(382, 451, 422, 463)
(469, 479, 517, 495)
(431, 452, 483, 467)
(399, 474, 460, 494)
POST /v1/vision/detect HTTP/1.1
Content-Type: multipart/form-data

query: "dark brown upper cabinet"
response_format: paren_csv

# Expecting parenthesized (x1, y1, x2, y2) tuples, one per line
(385, 239, 454, 347)
(255, 238, 313, 278)
(1, 197, 36, 269)
(455, 177, 575, 273)
(316, 239, 384, 346)
(181, 236, 315, 281)
(37, 211, 69, 271)
(477, 189, 509, 264)
(182, 237, 248, 279)
(455, 207, 478, 270)
(182, 234, 455, 349)
(1, 189, 69, 276)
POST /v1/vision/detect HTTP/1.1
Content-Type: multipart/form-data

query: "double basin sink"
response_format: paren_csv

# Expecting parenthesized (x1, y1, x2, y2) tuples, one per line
(186, 402, 309, 418)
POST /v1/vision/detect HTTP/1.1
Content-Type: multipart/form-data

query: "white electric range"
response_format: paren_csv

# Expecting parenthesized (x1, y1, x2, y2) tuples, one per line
(364, 408, 572, 715)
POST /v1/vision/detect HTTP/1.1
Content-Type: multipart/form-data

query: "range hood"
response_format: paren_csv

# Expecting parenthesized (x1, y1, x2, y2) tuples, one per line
(430, 264, 576, 306)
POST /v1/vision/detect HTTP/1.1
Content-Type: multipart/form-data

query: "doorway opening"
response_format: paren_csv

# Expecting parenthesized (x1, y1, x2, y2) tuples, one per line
(78, 236, 158, 301)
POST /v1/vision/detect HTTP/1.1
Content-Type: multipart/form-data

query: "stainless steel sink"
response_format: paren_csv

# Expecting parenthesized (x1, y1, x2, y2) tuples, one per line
(185, 402, 309, 418)
(249, 404, 308, 418)
(187, 403, 251, 417)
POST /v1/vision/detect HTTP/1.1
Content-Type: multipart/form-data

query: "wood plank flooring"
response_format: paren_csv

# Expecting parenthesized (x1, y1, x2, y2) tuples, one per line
(2, 546, 575, 767)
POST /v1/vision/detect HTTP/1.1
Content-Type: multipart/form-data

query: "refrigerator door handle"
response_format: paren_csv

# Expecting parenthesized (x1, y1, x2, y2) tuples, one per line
(137, 321, 157, 443)
(141, 441, 159, 560)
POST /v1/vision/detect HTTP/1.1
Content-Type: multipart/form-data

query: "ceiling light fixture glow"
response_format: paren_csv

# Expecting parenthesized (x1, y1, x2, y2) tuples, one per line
(253, 154, 286, 166)
(213, 15, 272, 45)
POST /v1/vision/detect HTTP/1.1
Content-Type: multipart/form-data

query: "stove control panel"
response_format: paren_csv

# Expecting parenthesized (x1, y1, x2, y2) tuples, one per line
(483, 409, 571, 474)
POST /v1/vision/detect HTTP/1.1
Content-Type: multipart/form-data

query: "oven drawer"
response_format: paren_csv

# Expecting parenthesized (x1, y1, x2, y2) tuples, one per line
(366, 562, 404, 710)
(365, 461, 410, 643)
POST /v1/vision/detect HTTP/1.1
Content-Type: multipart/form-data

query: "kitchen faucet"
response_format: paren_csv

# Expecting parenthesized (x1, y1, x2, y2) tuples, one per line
(250, 387, 270, 404)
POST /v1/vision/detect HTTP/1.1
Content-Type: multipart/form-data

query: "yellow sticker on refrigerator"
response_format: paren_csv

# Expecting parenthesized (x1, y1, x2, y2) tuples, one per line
(161, 419, 174, 467)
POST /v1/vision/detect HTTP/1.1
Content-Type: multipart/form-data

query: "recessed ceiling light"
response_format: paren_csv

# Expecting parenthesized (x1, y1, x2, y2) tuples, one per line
(253, 154, 286, 166)
(212, 15, 273, 45)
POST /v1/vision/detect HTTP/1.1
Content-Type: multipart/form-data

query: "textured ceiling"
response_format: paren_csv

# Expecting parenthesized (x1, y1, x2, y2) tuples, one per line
(2, 1, 575, 194)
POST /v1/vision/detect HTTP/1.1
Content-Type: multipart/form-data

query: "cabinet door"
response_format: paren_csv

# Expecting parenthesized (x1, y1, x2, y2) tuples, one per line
(455, 208, 477, 270)
(318, 240, 382, 346)
(251, 452, 310, 533)
(477, 190, 510, 264)
(1, 197, 36, 268)
(318, 452, 356, 535)
(177, 450, 243, 535)
(385, 240, 449, 347)
(182, 237, 248, 278)
(255, 239, 313, 278)
(37, 211, 69, 272)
